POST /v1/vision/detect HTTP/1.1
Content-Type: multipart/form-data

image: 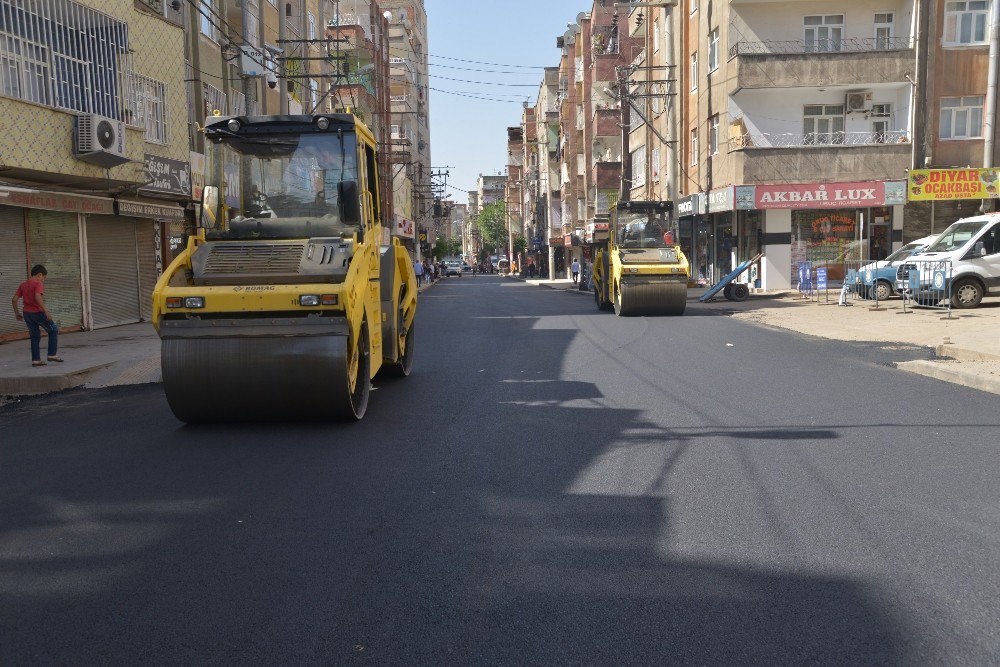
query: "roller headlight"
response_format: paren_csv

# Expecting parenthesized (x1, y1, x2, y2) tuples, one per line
(183, 296, 205, 309)
(227, 119, 240, 132)
(316, 116, 330, 130)
(299, 295, 320, 307)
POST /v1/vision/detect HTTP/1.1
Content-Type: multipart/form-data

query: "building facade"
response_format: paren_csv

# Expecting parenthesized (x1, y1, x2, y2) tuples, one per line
(0, 0, 189, 338)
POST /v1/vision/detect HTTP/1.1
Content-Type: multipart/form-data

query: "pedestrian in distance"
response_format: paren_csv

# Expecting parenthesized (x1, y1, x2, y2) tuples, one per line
(571, 258, 581, 284)
(414, 257, 424, 284)
(11, 265, 63, 367)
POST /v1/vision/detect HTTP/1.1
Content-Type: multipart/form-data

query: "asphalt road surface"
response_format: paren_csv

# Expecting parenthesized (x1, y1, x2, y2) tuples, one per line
(2, 276, 999, 665)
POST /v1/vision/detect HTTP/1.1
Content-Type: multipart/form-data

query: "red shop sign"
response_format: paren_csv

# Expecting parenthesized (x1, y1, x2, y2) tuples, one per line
(754, 181, 886, 209)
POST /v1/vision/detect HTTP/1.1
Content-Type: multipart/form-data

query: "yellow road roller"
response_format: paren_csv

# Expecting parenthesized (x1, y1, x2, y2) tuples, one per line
(152, 114, 417, 422)
(592, 200, 690, 316)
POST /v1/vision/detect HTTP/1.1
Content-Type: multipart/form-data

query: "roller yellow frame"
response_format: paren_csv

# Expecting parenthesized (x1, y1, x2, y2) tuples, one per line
(592, 200, 690, 316)
(152, 114, 417, 422)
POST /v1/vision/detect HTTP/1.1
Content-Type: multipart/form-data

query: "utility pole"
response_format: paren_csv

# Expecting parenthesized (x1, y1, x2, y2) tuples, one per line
(278, 0, 288, 114)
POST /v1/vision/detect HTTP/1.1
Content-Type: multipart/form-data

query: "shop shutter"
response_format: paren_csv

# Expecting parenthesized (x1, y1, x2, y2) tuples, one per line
(86, 216, 141, 328)
(0, 206, 28, 336)
(26, 210, 83, 329)
(135, 221, 159, 321)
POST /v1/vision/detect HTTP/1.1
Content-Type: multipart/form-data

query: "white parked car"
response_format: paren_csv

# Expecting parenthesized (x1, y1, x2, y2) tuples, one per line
(896, 214, 1000, 308)
(444, 259, 463, 277)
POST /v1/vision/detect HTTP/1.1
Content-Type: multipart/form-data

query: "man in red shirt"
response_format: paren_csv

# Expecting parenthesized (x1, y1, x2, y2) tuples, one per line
(11, 265, 63, 367)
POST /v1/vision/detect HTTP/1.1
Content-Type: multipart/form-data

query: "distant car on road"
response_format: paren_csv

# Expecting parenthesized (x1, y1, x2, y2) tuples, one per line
(444, 259, 463, 277)
(858, 235, 938, 300)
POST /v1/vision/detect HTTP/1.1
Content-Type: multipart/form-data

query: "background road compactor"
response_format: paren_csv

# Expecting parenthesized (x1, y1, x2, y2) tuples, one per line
(152, 114, 417, 422)
(593, 200, 690, 316)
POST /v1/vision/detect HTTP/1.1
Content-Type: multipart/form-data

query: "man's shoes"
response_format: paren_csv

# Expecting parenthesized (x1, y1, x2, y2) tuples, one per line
(47, 356, 64, 363)
(32, 361, 46, 367)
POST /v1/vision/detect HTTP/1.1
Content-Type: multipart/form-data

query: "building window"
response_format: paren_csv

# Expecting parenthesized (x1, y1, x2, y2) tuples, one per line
(708, 29, 719, 72)
(653, 18, 660, 52)
(871, 103, 893, 142)
(690, 52, 698, 91)
(577, 198, 585, 220)
(874, 12, 895, 49)
(804, 15, 844, 52)
(940, 96, 984, 139)
(690, 128, 699, 166)
(0, 0, 131, 121)
(690, 0, 697, 14)
(200, 0, 218, 41)
(651, 147, 660, 183)
(631, 145, 646, 188)
(943, 1, 989, 45)
(709, 114, 720, 155)
(803, 104, 845, 144)
(132, 74, 167, 144)
(308, 12, 317, 40)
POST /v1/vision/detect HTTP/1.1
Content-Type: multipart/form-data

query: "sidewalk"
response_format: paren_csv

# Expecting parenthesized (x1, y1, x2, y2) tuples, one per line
(521, 275, 1000, 395)
(0, 277, 443, 399)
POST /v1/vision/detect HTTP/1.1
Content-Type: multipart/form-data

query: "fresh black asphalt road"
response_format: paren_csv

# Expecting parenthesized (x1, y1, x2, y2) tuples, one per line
(2, 276, 999, 664)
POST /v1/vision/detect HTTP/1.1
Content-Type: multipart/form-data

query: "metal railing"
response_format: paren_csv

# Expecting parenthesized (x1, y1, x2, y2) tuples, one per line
(729, 37, 913, 58)
(897, 259, 954, 314)
(731, 130, 910, 150)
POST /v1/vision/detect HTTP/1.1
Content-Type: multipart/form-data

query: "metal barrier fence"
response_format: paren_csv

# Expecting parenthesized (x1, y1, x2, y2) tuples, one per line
(897, 259, 954, 316)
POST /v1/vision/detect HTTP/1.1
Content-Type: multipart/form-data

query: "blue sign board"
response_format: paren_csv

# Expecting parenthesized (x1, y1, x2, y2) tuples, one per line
(933, 269, 947, 292)
(797, 261, 813, 292)
(816, 267, 828, 290)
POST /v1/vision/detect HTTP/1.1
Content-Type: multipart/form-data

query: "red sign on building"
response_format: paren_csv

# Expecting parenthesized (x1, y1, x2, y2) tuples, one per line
(754, 181, 886, 209)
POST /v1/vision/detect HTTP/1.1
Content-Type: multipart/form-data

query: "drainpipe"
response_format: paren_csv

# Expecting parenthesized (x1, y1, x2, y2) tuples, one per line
(984, 1, 1000, 169)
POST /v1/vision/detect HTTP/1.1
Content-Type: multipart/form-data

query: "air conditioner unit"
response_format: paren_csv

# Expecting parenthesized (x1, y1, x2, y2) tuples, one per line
(74, 114, 128, 168)
(845, 91, 874, 113)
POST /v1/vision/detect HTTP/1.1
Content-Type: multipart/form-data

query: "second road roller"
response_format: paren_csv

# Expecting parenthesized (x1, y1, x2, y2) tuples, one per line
(151, 113, 417, 422)
(592, 200, 690, 316)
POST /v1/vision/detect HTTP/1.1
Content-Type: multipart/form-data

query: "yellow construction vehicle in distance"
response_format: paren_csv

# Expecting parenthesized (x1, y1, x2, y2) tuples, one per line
(151, 114, 417, 422)
(592, 200, 690, 316)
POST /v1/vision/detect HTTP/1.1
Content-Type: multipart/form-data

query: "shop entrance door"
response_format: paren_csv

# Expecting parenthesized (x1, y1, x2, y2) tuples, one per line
(695, 219, 715, 285)
(869, 223, 890, 261)
(86, 216, 141, 328)
(715, 218, 735, 281)
(0, 206, 27, 337)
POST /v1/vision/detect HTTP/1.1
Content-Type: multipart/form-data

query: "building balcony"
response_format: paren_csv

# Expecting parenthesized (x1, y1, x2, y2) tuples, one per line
(729, 130, 911, 184)
(593, 108, 620, 137)
(593, 54, 620, 82)
(592, 161, 621, 190)
(730, 38, 915, 90)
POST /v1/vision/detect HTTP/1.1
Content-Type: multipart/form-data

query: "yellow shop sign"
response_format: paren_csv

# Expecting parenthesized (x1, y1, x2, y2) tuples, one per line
(908, 168, 1000, 200)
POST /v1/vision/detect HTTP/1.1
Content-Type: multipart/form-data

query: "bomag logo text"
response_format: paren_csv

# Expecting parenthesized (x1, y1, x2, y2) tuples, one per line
(235, 286, 276, 292)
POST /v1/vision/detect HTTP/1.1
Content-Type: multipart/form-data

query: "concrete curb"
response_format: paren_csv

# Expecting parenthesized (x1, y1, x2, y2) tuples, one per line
(896, 359, 1000, 396)
(936, 344, 1000, 362)
(0, 363, 112, 396)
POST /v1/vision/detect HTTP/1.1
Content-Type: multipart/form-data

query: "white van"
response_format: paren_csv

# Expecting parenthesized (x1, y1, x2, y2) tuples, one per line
(896, 214, 1000, 308)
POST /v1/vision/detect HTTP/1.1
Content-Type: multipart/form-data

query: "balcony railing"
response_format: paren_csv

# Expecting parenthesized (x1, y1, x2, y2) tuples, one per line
(729, 37, 913, 58)
(730, 129, 910, 150)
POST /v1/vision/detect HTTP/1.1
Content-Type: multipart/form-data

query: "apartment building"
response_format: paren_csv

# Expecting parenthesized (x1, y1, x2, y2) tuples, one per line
(0, 0, 189, 337)
(505, 125, 524, 263)
(906, 0, 998, 236)
(526, 66, 562, 278)
(385, 1, 431, 251)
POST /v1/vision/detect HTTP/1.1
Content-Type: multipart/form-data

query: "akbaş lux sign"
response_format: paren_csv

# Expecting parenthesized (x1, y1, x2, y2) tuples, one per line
(908, 168, 1000, 201)
(754, 182, 885, 209)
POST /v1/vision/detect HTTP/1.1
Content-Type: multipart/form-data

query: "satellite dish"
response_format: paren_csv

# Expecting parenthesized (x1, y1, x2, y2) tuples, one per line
(576, 12, 588, 24)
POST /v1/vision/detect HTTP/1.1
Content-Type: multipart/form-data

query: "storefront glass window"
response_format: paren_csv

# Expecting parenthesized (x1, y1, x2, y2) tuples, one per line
(790, 209, 861, 286)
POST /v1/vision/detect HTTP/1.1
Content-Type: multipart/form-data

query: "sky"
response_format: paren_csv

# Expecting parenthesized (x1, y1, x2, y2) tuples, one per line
(425, 0, 587, 202)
